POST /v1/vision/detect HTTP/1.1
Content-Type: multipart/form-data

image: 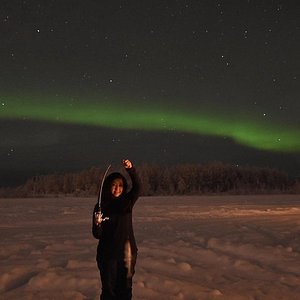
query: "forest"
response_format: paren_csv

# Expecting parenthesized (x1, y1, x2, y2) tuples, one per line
(0, 162, 298, 198)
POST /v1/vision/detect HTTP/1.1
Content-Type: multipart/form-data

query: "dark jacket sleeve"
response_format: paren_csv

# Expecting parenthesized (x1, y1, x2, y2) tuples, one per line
(126, 167, 141, 207)
(92, 204, 102, 239)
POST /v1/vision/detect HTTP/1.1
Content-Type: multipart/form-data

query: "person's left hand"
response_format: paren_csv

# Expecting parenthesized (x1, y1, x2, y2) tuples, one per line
(123, 159, 133, 169)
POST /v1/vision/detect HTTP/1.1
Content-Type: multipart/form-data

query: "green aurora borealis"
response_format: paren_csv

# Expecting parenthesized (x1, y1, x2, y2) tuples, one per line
(1, 95, 299, 153)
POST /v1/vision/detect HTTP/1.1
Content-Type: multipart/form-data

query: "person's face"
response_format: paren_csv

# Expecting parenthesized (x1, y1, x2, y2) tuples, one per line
(111, 178, 124, 197)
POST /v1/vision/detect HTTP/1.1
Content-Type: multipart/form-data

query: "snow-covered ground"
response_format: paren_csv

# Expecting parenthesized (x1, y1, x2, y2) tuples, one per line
(1, 195, 300, 300)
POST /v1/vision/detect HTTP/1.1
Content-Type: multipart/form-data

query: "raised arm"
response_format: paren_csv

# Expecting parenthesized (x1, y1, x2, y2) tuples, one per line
(123, 159, 141, 205)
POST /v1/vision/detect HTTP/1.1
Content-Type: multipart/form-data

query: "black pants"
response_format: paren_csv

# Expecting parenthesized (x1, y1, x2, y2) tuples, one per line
(97, 254, 137, 300)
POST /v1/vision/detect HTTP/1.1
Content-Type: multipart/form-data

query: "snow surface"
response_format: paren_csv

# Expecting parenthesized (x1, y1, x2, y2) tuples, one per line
(1, 195, 300, 300)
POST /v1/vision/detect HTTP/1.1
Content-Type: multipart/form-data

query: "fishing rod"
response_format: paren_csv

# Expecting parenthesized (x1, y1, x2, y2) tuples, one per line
(95, 164, 111, 223)
(97, 164, 111, 209)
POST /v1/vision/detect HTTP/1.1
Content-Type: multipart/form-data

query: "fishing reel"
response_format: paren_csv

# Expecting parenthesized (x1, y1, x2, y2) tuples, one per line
(94, 211, 109, 224)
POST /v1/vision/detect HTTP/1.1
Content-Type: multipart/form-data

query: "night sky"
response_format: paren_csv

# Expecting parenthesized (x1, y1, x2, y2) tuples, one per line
(1, 0, 299, 186)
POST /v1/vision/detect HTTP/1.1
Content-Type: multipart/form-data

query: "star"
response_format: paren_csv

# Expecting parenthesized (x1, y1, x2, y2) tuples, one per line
(112, 138, 121, 143)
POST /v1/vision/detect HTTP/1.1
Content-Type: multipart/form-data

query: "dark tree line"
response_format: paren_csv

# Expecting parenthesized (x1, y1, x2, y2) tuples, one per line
(138, 162, 294, 195)
(0, 162, 297, 198)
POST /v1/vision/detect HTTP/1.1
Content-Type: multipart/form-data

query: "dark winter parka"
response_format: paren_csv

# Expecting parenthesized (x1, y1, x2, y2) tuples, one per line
(92, 167, 141, 261)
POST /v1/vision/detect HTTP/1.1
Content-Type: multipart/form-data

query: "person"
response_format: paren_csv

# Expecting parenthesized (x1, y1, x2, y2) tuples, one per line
(92, 159, 141, 300)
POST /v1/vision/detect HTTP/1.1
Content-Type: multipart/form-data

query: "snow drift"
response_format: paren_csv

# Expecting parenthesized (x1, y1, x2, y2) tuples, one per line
(1, 195, 300, 299)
